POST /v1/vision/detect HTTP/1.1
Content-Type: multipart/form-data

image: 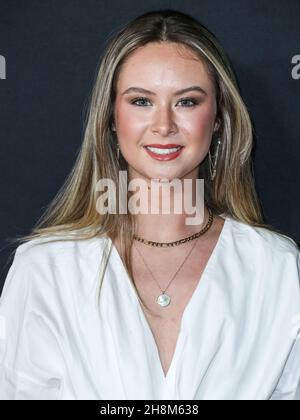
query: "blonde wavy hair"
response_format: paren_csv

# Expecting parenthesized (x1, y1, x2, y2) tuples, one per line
(5, 9, 298, 309)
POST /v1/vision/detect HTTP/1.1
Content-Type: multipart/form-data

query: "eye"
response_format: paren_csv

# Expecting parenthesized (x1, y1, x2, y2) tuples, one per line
(178, 98, 200, 107)
(130, 97, 151, 106)
(130, 97, 200, 107)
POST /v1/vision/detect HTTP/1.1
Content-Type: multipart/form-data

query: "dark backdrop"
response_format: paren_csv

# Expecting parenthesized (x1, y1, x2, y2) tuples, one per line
(1, 0, 300, 292)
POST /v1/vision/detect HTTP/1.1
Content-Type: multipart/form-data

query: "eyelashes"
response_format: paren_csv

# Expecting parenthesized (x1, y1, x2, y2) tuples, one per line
(130, 97, 201, 107)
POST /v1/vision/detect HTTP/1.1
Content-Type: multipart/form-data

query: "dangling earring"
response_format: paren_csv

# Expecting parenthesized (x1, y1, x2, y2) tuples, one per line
(208, 138, 222, 181)
(111, 124, 119, 160)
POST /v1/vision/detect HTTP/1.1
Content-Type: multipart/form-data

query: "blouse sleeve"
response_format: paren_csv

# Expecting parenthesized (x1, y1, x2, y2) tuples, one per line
(270, 333, 300, 400)
(270, 251, 300, 400)
(0, 250, 64, 400)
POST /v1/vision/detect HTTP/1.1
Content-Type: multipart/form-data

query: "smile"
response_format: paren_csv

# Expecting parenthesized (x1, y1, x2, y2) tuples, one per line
(144, 146, 184, 161)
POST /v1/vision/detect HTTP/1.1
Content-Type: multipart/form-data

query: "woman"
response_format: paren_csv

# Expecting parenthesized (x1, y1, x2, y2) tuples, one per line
(0, 9, 299, 400)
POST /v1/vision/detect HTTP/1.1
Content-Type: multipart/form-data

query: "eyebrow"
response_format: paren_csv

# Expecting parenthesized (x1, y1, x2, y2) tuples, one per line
(121, 85, 207, 96)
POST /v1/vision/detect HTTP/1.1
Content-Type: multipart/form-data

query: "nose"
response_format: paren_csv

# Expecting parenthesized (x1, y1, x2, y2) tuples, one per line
(151, 105, 177, 137)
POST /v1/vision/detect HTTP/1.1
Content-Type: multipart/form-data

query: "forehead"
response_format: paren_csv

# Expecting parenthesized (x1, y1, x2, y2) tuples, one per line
(116, 42, 213, 91)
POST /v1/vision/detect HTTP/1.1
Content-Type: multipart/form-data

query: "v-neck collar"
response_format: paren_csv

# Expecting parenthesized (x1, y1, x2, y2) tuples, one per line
(108, 214, 230, 385)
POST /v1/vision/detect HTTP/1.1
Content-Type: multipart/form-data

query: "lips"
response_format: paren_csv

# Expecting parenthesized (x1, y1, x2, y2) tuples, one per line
(143, 144, 184, 161)
(144, 144, 184, 149)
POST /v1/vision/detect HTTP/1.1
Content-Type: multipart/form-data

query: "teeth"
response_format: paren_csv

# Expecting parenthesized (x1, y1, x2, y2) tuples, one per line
(146, 146, 181, 155)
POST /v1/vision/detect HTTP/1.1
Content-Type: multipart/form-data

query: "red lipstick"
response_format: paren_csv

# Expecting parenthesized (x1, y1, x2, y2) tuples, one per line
(144, 144, 183, 149)
(144, 144, 184, 161)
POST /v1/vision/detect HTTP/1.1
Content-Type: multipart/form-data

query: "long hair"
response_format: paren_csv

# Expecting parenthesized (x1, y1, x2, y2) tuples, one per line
(5, 9, 299, 311)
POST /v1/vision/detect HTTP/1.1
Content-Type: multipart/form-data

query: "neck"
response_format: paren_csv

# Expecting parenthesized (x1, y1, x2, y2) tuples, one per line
(132, 177, 208, 243)
(134, 205, 210, 243)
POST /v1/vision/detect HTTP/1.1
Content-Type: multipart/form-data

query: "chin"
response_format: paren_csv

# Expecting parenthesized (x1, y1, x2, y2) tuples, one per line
(149, 173, 182, 184)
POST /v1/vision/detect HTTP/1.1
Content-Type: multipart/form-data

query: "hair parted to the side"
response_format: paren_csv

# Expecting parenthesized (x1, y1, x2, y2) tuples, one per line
(6, 9, 299, 311)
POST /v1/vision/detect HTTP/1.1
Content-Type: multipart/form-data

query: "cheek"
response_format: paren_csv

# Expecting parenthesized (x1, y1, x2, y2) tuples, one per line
(114, 102, 145, 159)
(182, 104, 216, 138)
(115, 101, 145, 139)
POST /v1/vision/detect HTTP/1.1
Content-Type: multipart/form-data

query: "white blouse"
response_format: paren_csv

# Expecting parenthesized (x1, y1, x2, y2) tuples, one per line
(0, 214, 300, 400)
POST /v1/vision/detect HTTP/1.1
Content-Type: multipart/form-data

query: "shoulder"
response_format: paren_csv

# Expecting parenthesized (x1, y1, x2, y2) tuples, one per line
(14, 228, 109, 267)
(222, 215, 300, 296)
(2, 229, 111, 301)
(225, 215, 299, 257)
(222, 216, 300, 340)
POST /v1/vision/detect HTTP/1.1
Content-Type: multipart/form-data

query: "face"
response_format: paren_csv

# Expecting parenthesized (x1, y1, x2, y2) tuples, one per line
(113, 42, 220, 185)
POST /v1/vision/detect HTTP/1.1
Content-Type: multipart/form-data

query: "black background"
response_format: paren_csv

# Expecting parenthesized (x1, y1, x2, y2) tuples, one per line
(0, 0, 300, 292)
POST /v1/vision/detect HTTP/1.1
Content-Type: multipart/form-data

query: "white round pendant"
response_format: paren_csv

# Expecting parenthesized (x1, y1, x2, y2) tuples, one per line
(157, 293, 171, 307)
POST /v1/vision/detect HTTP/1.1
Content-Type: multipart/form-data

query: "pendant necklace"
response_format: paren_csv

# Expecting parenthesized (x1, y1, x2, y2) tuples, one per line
(133, 208, 214, 307)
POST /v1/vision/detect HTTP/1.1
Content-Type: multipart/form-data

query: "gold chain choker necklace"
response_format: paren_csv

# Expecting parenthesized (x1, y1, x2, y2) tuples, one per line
(133, 207, 214, 248)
